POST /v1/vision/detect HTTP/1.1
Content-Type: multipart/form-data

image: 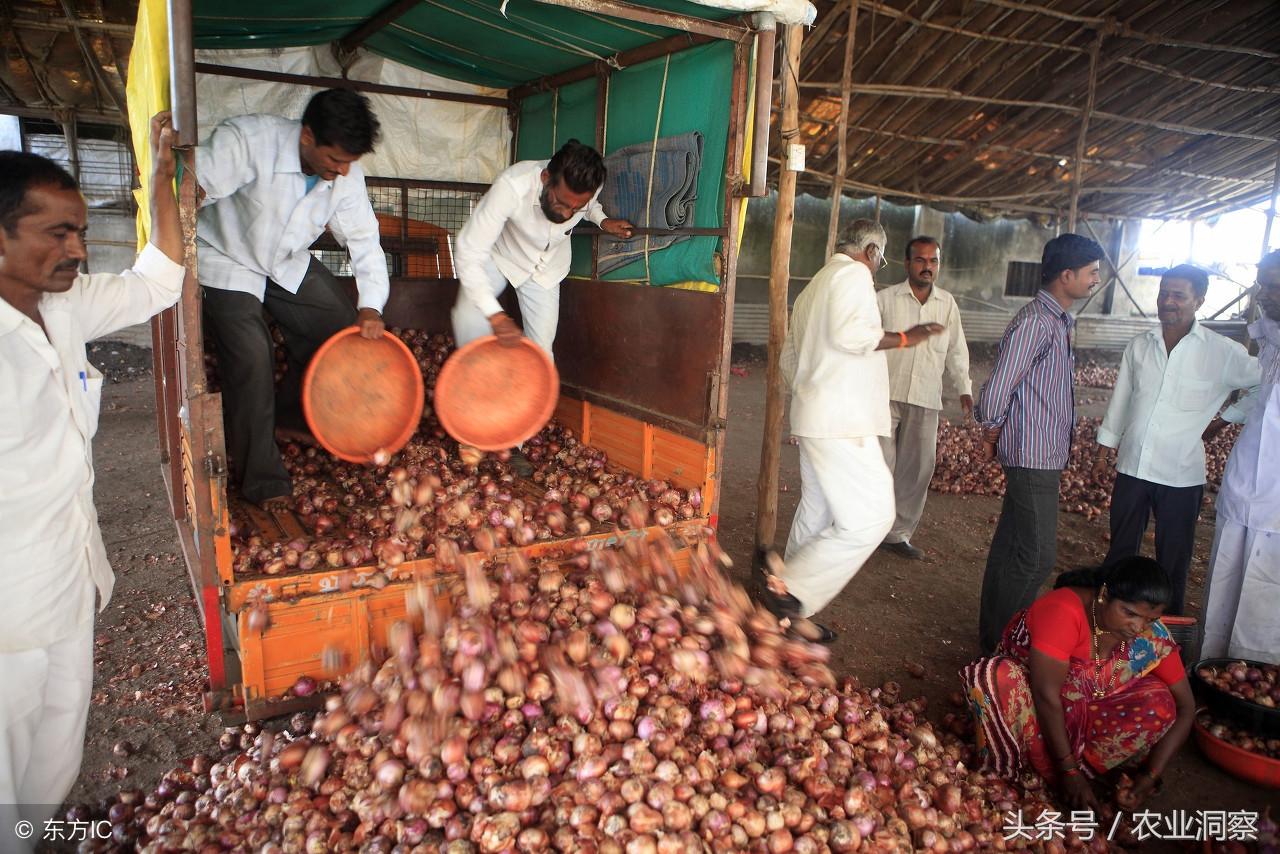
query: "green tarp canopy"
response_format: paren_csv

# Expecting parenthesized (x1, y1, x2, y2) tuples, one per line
(192, 0, 740, 287)
(192, 0, 737, 89)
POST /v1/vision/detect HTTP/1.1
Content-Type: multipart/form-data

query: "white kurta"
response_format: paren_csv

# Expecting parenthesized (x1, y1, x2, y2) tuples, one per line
(778, 254, 894, 617)
(1202, 316, 1280, 664)
(0, 243, 184, 824)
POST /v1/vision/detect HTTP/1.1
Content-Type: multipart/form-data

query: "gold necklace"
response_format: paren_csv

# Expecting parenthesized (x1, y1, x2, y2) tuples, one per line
(1090, 598, 1127, 699)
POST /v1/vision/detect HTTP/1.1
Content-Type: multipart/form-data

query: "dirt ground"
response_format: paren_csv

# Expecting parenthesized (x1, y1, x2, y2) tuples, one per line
(64, 342, 1275, 849)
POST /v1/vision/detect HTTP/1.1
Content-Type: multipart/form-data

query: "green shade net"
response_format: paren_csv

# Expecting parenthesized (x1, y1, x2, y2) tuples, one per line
(193, 0, 736, 89)
(515, 41, 733, 287)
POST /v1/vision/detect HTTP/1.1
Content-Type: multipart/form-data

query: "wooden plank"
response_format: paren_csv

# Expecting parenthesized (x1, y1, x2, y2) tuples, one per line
(553, 395, 586, 435)
(586, 407, 646, 474)
(528, 0, 748, 41)
(554, 279, 723, 428)
(650, 427, 710, 491)
(756, 24, 802, 552)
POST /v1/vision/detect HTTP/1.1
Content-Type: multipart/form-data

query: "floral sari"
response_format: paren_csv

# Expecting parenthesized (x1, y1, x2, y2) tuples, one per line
(960, 609, 1179, 782)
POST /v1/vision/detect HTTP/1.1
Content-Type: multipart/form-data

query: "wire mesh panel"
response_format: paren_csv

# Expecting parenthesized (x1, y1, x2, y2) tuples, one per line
(311, 179, 487, 279)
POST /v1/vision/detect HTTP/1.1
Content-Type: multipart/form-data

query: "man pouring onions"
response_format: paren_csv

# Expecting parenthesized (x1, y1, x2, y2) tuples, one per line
(0, 114, 185, 844)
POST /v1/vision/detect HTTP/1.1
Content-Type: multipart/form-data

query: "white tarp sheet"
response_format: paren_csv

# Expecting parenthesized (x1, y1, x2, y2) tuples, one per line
(194, 46, 511, 183)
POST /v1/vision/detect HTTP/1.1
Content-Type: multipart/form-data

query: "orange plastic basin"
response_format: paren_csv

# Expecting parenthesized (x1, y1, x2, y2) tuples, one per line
(1194, 718, 1280, 788)
(302, 327, 424, 464)
(433, 336, 559, 451)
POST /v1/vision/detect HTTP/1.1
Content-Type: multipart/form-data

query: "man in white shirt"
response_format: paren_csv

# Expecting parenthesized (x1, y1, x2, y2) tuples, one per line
(1093, 264, 1259, 615)
(452, 139, 634, 353)
(764, 220, 944, 641)
(0, 114, 184, 837)
(196, 89, 389, 508)
(1202, 250, 1280, 663)
(876, 236, 972, 560)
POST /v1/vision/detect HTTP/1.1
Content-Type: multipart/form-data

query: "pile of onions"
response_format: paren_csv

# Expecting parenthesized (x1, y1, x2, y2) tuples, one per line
(1197, 711, 1280, 761)
(82, 512, 1094, 853)
(929, 419, 1110, 519)
(931, 417, 1242, 521)
(1197, 661, 1280, 709)
(1073, 362, 1118, 390)
(224, 330, 699, 580)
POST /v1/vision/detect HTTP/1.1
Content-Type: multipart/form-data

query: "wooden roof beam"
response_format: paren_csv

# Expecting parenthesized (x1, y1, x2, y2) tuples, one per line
(857, 1, 1087, 54)
(801, 119, 1272, 188)
(1116, 57, 1280, 97)
(339, 0, 422, 53)
(974, 0, 1280, 59)
(510, 30, 714, 99)
(526, 0, 750, 41)
(800, 84, 1280, 143)
(58, 0, 129, 122)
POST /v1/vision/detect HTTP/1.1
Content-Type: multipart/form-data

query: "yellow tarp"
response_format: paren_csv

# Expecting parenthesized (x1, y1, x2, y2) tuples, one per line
(125, 0, 170, 250)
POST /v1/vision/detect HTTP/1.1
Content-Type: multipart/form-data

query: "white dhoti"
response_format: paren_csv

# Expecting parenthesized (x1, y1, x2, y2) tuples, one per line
(1201, 382, 1280, 665)
(781, 436, 895, 618)
(1202, 523, 1280, 664)
(0, 617, 94, 852)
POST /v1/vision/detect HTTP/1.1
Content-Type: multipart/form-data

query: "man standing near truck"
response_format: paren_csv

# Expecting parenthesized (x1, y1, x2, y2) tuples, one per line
(876, 235, 973, 560)
(196, 89, 389, 509)
(765, 219, 944, 642)
(452, 139, 634, 354)
(1092, 264, 1258, 616)
(0, 114, 184, 842)
(974, 233, 1104, 654)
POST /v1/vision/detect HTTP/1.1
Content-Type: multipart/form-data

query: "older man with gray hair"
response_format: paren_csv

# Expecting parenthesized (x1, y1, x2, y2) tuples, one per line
(766, 219, 945, 641)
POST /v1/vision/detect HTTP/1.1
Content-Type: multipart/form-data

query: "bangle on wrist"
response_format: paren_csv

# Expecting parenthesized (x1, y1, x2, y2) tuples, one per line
(1061, 767, 1081, 778)
(898, 331, 908, 349)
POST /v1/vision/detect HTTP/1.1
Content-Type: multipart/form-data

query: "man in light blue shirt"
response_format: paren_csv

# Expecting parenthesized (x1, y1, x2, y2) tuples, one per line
(1093, 264, 1259, 615)
(196, 89, 389, 507)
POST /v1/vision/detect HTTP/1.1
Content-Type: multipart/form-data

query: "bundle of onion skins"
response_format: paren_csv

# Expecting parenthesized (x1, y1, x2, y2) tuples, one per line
(85, 509, 1091, 854)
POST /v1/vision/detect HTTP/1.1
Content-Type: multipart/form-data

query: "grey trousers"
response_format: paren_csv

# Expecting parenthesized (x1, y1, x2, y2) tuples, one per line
(878, 401, 941, 545)
(1103, 473, 1203, 616)
(978, 466, 1062, 654)
(202, 258, 356, 504)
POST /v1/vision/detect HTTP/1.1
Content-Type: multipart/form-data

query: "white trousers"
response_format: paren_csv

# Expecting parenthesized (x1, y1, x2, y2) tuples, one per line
(1201, 520, 1280, 664)
(0, 619, 94, 852)
(451, 257, 561, 355)
(781, 436, 895, 618)
(878, 401, 941, 544)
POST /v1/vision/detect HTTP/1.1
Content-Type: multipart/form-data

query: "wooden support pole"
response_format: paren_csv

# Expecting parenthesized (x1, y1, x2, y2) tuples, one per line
(824, 0, 858, 258)
(1067, 34, 1101, 232)
(755, 23, 802, 555)
(168, 0, 198, 146)
(1262, 147, 1280, 257)
(58, 111, 81, 184)
(749, 20, 777, 198)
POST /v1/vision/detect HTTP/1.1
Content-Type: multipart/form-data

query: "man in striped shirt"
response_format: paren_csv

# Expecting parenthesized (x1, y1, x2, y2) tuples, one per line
(975, 234, 1104, 654)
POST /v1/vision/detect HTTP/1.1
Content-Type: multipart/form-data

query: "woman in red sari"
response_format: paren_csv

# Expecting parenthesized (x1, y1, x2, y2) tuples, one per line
(961, 557, 1196, 810)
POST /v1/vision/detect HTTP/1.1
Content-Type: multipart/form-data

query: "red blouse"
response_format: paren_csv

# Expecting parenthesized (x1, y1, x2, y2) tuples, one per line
(1025, 588, 1185, 685)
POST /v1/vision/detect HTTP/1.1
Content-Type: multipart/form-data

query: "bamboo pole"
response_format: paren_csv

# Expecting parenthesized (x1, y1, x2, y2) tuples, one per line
(755, 23, 802, 556)
(796, 82, 1279, 143)
(1263, 148, 1280, 256)
(976, 0, 1280, 58)
(750, 20, 777, 198)
(1117, 57, 1280, 96)
(857, 0, 1087, 54)
(825, 0, 859, 258)
(1068, 34, 1102, 232)
(799, 119, 1270, 189)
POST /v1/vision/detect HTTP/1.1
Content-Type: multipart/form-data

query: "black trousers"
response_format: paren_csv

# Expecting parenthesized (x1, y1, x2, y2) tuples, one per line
(979, 466, 1062, 655)
(1103, 472, 1204, 616)
(202, 258, 355, 504)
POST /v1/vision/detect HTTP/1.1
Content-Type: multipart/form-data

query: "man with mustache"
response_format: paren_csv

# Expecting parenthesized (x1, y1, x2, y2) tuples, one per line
(0, 114, 183, 839)
(195, 89, 388, 510)
(452, 139, 634, 353)
(876, 236, 972, 560)
(1202, 250, 1280, 664)
(1092, 264, 1258, 616)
